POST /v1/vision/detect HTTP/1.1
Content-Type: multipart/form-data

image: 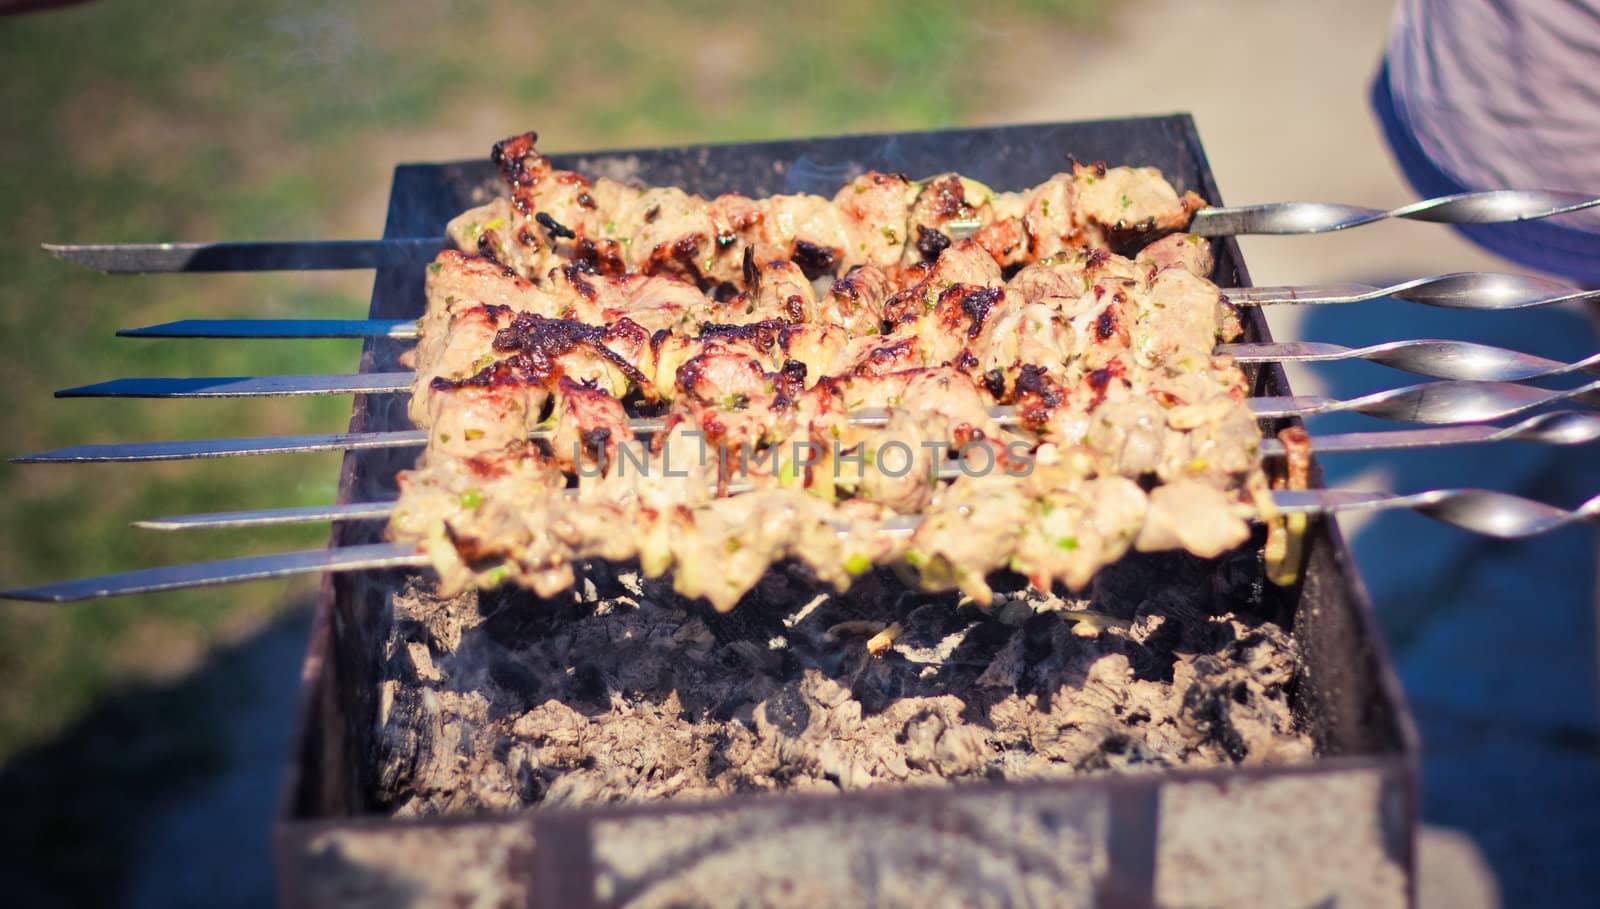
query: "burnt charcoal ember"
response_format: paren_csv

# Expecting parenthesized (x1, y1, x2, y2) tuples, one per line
(762, 683, 813, 739)
(372, 551, 1313, 817)
(1179, 656, 1254, 762)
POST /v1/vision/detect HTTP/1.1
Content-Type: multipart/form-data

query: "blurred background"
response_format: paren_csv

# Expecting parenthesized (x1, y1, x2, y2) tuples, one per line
(0, 0, 1595, 906)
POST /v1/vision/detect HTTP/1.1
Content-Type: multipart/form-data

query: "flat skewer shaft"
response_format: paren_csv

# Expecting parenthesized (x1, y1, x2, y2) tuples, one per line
(137, 502, 399, 529)
(43, 239, 445, 273)
(118, 319, 417, 340)
(0, 542, 427, 602)
(57, 372, 414, 399)
(13, 430, 427, 462)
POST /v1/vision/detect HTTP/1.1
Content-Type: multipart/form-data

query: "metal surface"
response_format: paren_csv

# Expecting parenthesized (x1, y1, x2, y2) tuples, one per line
(42, 238, 444, 273)
(0, 542, 425, 602)
(119, 318, 418, 339)
(1190, 189, 1600, 236)
(1221, 339, 1600, 382)
(1226, 272, 1598, 310)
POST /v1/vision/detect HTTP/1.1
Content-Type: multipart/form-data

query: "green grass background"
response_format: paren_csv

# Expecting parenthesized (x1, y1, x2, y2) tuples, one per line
(0, 0, 1106, 765)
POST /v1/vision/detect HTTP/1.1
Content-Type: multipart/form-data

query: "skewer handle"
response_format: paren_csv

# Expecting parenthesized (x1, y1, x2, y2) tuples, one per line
(1191, 190, 1600, 236)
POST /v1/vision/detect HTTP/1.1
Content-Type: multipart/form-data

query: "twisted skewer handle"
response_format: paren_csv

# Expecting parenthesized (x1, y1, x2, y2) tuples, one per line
(1252, 378, 1600, 423)
(1275, 488, 1600, 539)
(1191, 190, 1600, 236)
(1223, 339, 1600, 383)
(1294, 410, 1600, 455)
(1229, 272, 1600, 310)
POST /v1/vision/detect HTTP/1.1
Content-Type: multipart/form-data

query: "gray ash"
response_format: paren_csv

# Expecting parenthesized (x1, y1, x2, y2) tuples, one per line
(372, 547, 1313, 818)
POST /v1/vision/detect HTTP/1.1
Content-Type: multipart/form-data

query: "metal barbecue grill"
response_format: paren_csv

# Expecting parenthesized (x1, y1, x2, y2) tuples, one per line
(12, 116, 1599, 905)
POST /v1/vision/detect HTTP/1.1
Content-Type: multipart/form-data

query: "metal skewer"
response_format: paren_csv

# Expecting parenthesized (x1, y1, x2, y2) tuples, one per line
(123, 412, 1600, 530)
(109, 274, 1600, 343)
(13, 429, 428, 462)
(57, 372, 416, 399)
(108, 412, 1600, 521)
(118, 319, 419, 340)
(18, 386, 1600, 465)
(31, 377, 1600, 462)
(1224, 272, 1598, 311)
(60, 335, 1600, 396)
(44, 190, 1600, 273)
(41, 238, 444, 273)
(0, 542, 429, 602)
(1297, 411, 1600, 453)
(137, 501, 401, 530)
(1219, 340, 1600, 383)
(1273, 488, 1600, 537)
(1189, 189, 1600, 236)
(10, 486, 1599, 602)
(1249, 377, 1600, 421)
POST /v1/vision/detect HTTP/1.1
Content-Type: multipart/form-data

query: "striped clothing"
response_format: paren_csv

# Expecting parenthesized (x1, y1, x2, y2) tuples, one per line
(1375, 0, 1600, 282)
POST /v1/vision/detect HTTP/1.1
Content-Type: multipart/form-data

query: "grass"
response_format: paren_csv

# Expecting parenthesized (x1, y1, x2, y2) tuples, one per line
(0, 0, 1104, 766)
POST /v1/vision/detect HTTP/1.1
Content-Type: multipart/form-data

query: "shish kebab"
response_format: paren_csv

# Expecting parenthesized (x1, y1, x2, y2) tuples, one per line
(335, 135, 1543, 611)
(10, 484, 1600, 603)
(86, 275, 1600, 387)
(42, 189, 1600, 274)
(15, 137, 1600, 605)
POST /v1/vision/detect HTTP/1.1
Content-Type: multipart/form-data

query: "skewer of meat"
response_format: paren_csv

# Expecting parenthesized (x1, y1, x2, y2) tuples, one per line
(390, 422, 1260, 611)
(412, 232, 1227, 404)
(451, 131, 1205, 290)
